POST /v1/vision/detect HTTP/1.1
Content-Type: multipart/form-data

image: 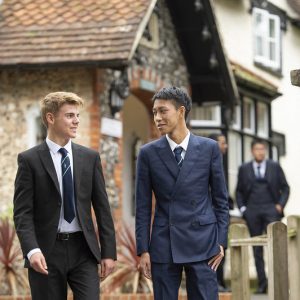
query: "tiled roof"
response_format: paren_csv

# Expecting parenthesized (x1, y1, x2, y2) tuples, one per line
(0, 0, 155, 67)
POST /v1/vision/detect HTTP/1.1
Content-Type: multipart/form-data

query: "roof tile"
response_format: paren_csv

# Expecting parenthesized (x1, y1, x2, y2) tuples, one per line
(0, 0, 153, 66)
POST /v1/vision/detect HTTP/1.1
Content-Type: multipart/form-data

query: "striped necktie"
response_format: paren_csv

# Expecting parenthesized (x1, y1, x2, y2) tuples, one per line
(59, 148, 75, 223)
(174, 146, 183, 168)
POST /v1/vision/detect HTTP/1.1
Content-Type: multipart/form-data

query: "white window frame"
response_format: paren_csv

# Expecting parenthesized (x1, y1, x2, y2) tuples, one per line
(257, 102, 269, 138)
(253, 7, 281, 70)
(26, 105, 43, 148)
(243, 97, 255, 134)
(232, 105, 241, 130)
(190, 104, 221, 127)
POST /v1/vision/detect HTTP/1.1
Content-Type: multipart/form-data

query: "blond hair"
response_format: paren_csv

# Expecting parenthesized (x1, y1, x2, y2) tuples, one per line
(40, 92, 84, 127)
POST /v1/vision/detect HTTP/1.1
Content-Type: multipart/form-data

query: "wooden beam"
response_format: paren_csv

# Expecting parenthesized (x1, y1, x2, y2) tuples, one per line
(291, 69, 300, 86)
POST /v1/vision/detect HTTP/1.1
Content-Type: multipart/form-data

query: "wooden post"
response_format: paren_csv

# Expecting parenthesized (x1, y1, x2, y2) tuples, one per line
(267, 222, 289, 300)
(291, 69, 300, 86)
(288, 215, 300, 300)
(230, 224, 250, 300)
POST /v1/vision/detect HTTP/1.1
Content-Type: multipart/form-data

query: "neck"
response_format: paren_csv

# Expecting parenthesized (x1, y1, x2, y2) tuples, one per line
(168, 126, 189, 144)
(47, 132, 70, 147)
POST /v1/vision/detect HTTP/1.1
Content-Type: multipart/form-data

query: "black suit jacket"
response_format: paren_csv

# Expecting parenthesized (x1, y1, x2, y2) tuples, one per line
(13, 141, 116, 267)
(236, 159, 290, 213)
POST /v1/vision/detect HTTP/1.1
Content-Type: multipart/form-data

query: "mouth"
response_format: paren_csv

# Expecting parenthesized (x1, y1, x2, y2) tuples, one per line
(157, 124, 166, 129)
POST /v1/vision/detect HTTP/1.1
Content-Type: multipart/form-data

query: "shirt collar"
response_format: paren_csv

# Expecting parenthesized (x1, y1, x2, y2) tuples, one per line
(166, 131, 190, 152)
(46, 137, 72, 155)
(253, 159, 266, 169)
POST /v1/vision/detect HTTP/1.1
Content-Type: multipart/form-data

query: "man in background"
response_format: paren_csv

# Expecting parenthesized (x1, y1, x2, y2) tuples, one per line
(236, 139, 289, 294)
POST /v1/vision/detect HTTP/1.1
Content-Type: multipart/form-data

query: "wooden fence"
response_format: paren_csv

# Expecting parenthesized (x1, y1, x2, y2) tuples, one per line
(230, 215, 300, 300)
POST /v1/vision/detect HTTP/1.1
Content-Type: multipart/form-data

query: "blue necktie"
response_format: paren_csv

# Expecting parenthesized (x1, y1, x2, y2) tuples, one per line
(174, 146, 183, 168)
(257, 165, 262, 179)
(59, 148, 75, 223)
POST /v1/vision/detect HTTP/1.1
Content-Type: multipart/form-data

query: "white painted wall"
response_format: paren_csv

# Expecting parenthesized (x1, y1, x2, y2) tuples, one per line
(213, 0, 300, 215)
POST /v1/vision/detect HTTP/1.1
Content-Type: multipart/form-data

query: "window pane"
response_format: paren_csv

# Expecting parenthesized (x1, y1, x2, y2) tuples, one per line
(190, 104, 221, 126)
(269, 18, 275, 38)
(256, 36, 264, 56)
(244, 136, 253, 162)
(243, 98, 254, 132)
(269, 41, 276, 61)
(255, 12, 263, 27)
(228, 132, 242, 199)
(257, 102, 269, 137)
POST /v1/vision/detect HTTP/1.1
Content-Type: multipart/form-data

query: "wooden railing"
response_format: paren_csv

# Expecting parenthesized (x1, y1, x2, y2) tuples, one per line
(230, 215, 300, 300)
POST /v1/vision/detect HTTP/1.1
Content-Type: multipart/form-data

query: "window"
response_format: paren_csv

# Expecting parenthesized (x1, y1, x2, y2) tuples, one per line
(190, 104, 221, 127)
(253, 7, 281, 70)
(228, 132, 242, 199)
(257, 102, 269, 137)
(26, 105, 46, 148)
(243, 97, 255, 134)
(232, 105, 241, 130)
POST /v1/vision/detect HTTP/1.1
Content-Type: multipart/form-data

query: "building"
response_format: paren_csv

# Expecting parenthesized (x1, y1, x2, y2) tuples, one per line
(1, 0, 299, 225)
(212, 0, 300, 216)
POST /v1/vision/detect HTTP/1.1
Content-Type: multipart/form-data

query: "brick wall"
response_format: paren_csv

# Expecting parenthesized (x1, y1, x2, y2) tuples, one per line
(0, 293, 232, 300)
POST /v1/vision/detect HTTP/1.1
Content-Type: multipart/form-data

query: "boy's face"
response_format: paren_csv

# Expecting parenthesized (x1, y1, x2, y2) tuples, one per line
(152, 99, 184, 135)
(252, 143, 266, 163)
(47, 104, 80, 140)
(217, 136, 228, 155)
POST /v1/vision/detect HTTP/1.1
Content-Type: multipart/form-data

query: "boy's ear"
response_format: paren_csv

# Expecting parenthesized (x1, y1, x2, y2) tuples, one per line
(46, 112, 55, 125)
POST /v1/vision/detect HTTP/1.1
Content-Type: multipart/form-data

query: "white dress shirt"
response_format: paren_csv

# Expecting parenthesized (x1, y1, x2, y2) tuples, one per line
(27, 138, 82, 260)
(166, 131, 190, 159)
(253, 160, 266, 178)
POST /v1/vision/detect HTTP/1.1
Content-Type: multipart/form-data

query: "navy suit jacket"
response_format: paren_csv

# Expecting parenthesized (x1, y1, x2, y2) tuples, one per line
(236, 159, 290, 214)
(135, 134, 229, 264)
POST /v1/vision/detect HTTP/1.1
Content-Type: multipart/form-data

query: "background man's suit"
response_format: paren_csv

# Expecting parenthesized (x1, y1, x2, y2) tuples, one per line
(14, 141, 116, 298)
(136, 133, 229, 299)
(236, 159, 289, 290)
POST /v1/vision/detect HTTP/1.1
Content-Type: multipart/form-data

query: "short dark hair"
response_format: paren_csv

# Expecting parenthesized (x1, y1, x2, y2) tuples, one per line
(208, 133, 225, 142)
(152, 86, 192, 119)
(251, 138, 267, 149)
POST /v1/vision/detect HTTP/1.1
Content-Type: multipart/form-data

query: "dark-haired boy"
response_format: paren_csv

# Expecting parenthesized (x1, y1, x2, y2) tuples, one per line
(135, 87, 229, 300)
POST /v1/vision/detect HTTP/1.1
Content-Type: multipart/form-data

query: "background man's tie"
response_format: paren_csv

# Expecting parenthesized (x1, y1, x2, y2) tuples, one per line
(257, 165, 262, 179)
(174, 146, 183, 168)
(59, 148, 75, 223)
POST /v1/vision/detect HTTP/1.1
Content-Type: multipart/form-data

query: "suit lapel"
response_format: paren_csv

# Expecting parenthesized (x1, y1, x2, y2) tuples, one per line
(248, 162, 256, 180)
(156, 136, 179, 179)
(37, 141, 60, 195)
(72, 143, 83, 202)
(265, 160, 272, 183)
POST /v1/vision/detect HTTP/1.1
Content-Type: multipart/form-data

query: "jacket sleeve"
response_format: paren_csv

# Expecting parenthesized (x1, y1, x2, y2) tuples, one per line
(277, 164, 290, 208)
(92, 154, 117, 260)
(209, 142, 229, 248)
(135, 147, 153, 256)
(13, 154, 39, 257)
(236, 166, 246, 209)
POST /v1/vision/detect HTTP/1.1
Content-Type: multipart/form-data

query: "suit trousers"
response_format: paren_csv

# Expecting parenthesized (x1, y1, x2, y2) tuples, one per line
(244, 205, 281, 287)
(28, 232, 99, 300)
(151, 260, 218, 300)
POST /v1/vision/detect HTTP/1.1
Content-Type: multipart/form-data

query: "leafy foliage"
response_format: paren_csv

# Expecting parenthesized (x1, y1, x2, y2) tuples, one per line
(0, 217, 29, 295)
(100, 222, 153, 294)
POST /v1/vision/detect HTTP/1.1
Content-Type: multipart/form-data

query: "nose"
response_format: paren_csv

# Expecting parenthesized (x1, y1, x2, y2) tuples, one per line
(154, 112, 162, 122)
(73, 116, 80, 124)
